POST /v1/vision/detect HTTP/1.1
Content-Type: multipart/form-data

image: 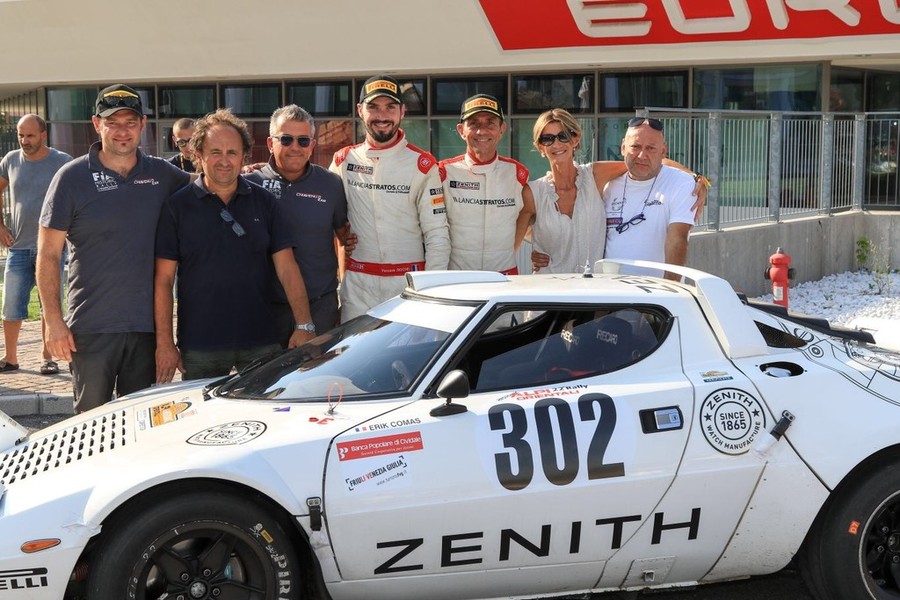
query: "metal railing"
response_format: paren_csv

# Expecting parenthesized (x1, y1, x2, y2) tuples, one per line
(640, 108, 900, 231)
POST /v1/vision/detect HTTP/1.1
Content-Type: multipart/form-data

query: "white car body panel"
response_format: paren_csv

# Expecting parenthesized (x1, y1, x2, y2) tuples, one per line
(1, 262, 898, 599)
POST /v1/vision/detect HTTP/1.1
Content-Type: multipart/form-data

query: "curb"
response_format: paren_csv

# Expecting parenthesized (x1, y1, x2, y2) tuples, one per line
(0, 393, 75, 417)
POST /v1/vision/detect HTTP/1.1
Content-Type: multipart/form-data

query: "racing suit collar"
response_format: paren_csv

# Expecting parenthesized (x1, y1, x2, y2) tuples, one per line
(364, 128, 407, 159)
(465, 150, 499, 175)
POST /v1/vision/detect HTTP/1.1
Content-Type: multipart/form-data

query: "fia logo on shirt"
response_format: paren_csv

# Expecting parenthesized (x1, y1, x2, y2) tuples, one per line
(92, 172, 118, 192)
(262, 179, 282, 199)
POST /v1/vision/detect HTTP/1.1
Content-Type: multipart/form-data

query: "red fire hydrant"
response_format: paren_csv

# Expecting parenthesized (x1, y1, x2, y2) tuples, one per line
(765, 247, 795, 308)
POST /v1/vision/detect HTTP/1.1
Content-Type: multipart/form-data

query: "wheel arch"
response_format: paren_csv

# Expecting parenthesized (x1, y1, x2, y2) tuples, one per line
(70, 477, 331, 599)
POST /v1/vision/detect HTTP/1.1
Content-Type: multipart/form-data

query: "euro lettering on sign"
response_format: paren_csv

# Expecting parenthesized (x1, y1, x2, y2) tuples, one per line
(478, 0, 900, 49)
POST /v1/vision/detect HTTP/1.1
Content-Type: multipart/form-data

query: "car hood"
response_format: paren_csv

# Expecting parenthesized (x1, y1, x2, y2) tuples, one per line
(0, 379, 380, 520)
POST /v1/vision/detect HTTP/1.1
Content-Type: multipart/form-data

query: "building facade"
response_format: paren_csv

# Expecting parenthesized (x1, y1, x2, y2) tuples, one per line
(1, 0, 898, 205)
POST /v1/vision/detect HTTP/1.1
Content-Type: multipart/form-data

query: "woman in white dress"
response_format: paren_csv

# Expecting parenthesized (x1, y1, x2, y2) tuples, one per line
(517, 109, 707, 274)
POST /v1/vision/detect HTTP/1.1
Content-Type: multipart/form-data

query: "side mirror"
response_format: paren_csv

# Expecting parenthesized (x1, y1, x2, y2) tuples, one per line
(431, 370, 469, 417)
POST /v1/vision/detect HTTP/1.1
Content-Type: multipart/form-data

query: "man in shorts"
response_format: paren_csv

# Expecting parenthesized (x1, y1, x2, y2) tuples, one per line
(0, 114, 72, 374)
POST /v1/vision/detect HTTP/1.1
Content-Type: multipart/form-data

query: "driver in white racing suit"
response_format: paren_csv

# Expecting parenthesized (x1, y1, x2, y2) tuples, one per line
(330, 75, 450, 321)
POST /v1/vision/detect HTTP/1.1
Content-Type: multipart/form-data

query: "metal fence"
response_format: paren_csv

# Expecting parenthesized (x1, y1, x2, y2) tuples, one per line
(641, 108, 900, 231)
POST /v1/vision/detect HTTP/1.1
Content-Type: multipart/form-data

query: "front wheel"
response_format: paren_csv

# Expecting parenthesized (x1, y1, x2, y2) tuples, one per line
(87, 489, 302, 599)
(801, 457, 900, 600)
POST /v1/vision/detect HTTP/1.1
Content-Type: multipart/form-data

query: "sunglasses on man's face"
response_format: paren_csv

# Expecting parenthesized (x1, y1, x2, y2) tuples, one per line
(98, 94, 142, 111)
(272, 134, 313, 148)
(537, 131, 576, 147)
(627, 117, 664, 131)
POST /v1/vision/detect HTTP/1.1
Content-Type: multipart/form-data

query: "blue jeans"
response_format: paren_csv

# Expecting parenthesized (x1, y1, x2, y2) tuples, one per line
(2, 248, 65, 321)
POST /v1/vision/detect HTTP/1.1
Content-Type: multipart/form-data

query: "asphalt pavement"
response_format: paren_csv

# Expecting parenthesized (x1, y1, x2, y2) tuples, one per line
(0, 318, 74, 418)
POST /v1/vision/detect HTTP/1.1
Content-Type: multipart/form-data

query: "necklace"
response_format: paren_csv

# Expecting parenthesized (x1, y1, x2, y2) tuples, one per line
(615, 174, 659, 234)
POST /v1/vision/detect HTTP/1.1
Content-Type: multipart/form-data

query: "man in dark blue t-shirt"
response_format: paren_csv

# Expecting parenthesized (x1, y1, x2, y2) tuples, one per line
(38, 84, 192, 413)
(245, 104, 349, 344)
(154, 108, 315, 382)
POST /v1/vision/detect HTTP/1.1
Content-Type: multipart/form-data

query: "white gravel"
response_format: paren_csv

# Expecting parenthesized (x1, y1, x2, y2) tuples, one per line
(754, 270, 900, 349)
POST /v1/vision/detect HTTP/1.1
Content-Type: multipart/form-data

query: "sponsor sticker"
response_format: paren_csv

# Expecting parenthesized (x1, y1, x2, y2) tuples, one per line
(699, 388, 766, 455)
(497, 384, 587, 402)
(0, 568, 49, 590)
(187, 421, 267, 446)
(345, 455, 409, 491)
(136, 400, 196, 431)
(336, 431, 424, 461)
(355, 417, 422, 433)
(701, 370, 734, 383)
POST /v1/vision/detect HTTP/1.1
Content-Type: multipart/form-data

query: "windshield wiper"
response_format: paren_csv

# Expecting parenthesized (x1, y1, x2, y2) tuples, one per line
(202, 372, 240, 400)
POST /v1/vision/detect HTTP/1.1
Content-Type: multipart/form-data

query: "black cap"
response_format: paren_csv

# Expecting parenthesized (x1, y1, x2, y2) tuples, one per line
(95, 84, 144, 118)
(460, 94, 504, 122)
(359, 75, 402, 104)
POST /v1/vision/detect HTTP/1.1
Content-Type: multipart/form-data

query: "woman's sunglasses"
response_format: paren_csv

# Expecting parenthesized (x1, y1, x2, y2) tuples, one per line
(537, 131, 576, 146)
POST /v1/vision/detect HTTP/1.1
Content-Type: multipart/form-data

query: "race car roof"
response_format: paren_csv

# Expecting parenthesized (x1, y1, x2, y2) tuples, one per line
(404, 260, 769, 359)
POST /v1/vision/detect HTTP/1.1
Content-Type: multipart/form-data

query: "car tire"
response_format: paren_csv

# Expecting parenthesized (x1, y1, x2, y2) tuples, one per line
(800, 457, 900, 600)
(86, 489, 302, 599)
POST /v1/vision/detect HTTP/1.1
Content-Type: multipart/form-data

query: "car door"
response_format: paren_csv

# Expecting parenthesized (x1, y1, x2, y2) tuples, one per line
(321, 304, 695, 600)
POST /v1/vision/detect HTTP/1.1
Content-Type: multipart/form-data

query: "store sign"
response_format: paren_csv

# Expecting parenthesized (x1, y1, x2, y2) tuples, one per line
(479, 0, 900, 49)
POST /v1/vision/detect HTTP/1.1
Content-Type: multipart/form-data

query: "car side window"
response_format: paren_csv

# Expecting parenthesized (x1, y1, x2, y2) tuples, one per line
(459, 306, 671, 391)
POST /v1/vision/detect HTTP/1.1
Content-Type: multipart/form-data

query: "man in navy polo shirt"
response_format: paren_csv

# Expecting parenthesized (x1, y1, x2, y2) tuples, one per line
(245, 104, 349, 343)
(154, 108, 316, 382)
(38, 84, 192, 413)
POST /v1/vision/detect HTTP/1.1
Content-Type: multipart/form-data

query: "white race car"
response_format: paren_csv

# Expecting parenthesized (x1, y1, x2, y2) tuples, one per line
(2, 260, 899, 600)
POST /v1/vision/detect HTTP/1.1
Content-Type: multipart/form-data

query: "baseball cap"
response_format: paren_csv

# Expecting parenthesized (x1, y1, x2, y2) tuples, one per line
(95, 84, 144, 118)
(359, 75, 402, 104)
(460, 94, 504, 122)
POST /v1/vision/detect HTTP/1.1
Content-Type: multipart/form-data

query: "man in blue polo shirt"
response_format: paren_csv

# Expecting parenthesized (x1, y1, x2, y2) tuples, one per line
(154, 108, 316, 382)
(245, 104, 349, 343)
(38, 84, 192, 413)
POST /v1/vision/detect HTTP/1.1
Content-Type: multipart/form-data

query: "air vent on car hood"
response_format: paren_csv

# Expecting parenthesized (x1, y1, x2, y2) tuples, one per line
(0, 409, 128, 486)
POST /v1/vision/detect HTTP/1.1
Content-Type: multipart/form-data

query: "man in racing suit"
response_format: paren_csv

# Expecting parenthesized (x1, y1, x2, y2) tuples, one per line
(330, 75, 450, 321)
(439, 94, 531, 274)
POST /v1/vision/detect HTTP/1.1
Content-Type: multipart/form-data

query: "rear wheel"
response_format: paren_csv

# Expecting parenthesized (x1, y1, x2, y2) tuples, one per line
(801, 458, 900, 599)
(87, 489, 301, 599)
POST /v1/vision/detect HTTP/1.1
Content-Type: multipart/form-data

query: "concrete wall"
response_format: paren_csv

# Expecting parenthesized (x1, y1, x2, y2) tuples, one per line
(688, 211, 900, 296)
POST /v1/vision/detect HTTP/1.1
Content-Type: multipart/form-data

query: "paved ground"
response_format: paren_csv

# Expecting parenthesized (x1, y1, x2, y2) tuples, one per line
(0, 318, 74, 416)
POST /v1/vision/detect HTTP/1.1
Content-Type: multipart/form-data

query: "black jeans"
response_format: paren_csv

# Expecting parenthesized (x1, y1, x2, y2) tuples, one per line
(70, 332, 155, 413)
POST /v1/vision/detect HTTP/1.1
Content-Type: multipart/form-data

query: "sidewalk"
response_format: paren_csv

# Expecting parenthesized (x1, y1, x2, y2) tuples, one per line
(0, 319, 74, 417)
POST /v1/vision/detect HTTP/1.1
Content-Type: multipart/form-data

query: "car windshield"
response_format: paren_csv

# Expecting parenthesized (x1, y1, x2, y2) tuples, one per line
(216, 297, 475, 401)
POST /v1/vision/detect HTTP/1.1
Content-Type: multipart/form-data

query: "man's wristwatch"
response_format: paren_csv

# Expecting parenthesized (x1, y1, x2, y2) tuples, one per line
(294, 322, 316, 333)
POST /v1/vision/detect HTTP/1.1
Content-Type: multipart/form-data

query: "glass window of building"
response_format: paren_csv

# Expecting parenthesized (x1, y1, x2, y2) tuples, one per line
(287, 81, 352, 117)
(158, 86, 216, 119)
(311, 119, 355, 168)
(432, 119, 467, 161)
(47, 87, 98, 121)
(223, 83, 281, 118)
(867, 72, 900, 111)
(48, 122, 98, 159)
(513, 74, 594, 114)
(830, 68, 864, 112)
(431, 77, 507, 116)
(599, 71, 688, 112)
(693, 64, 823, 111)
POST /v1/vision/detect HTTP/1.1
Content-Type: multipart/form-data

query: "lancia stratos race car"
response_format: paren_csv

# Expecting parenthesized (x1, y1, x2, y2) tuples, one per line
(2, 259, 900, 600)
